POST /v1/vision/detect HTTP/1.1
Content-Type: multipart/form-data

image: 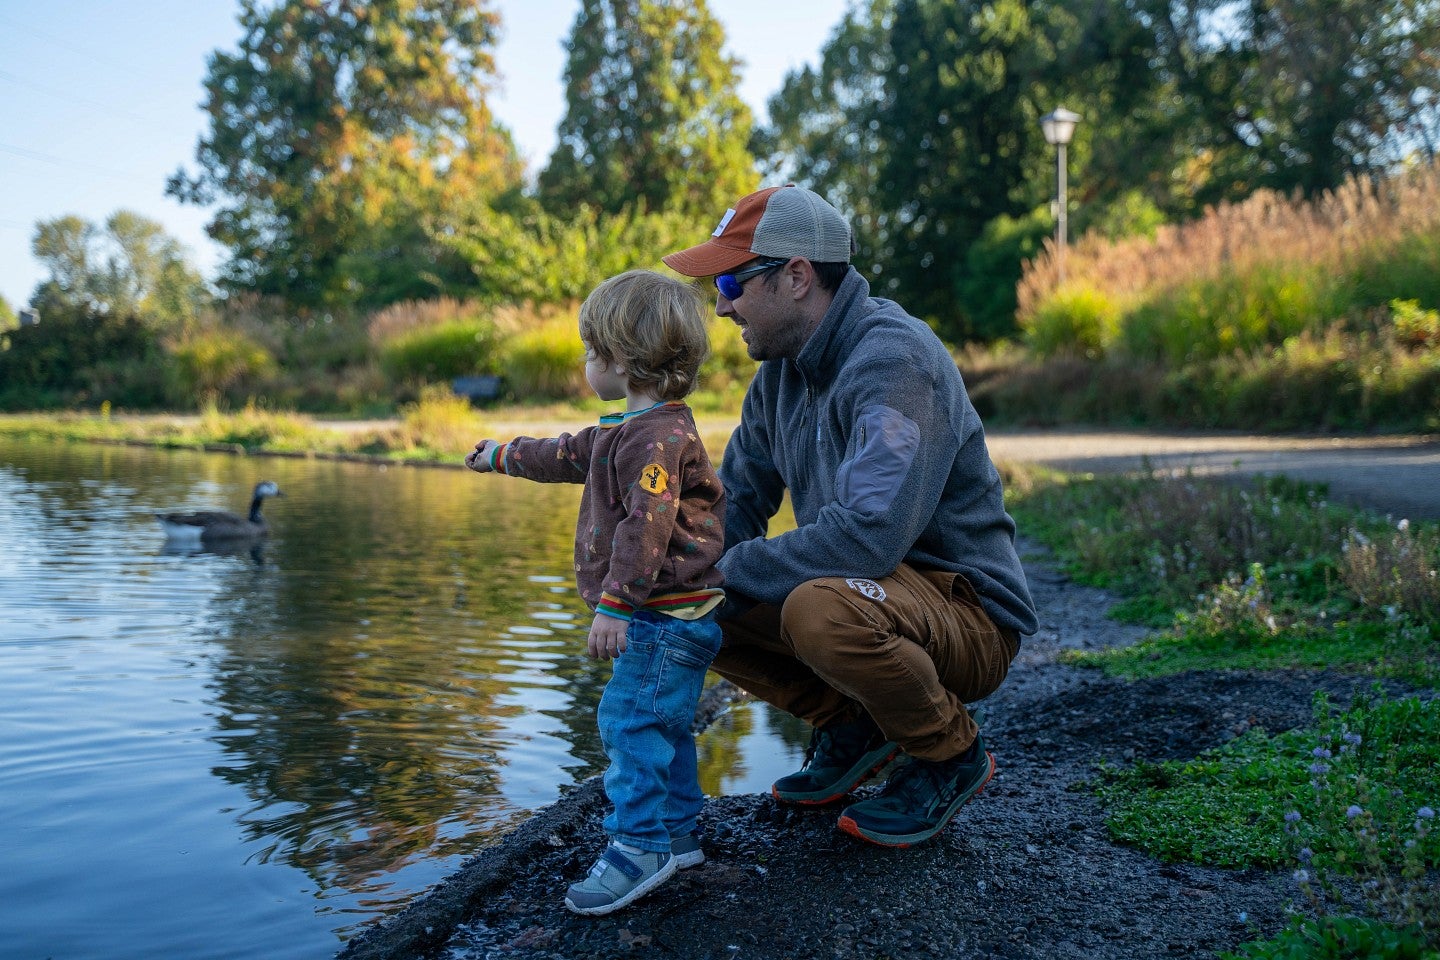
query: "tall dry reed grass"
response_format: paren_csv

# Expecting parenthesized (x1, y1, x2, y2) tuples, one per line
(1019, 161, 1440, 320)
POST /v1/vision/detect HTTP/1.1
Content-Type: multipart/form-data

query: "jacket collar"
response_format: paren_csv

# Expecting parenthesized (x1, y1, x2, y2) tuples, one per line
(794, 267, 870, 388)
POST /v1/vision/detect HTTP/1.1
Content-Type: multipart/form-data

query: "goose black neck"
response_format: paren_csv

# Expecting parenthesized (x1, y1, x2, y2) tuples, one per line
(248, 496, 264, 522)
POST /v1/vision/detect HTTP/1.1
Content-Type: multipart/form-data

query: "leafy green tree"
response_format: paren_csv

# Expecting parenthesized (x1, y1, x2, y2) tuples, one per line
(170, 0, 523, 309)
(538, 0, 756, 220)
(759, 0, 1167, 341)
(1134, 0, 1440, 202)
(1240, 0, 1440, 195)
(442, 196, 697, 303)
(1, 293, 18, 333)
(29, 211, 209, 330)
(752, 0, 893, 267)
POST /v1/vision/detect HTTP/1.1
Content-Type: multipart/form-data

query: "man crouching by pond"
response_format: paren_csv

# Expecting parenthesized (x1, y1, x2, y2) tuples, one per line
(662, 185, 1038, 847)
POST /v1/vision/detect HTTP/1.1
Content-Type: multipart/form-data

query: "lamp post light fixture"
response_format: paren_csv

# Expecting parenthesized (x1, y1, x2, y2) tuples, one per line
(1040, 106, 1081, 281)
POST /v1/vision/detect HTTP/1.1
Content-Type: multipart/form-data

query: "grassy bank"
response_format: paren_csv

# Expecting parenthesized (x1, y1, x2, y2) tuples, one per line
(1004, 465, 1439, 957)
(0, 395, 742, 466)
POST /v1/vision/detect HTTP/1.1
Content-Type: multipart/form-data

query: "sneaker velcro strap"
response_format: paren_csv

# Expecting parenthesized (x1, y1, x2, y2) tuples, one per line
(602, 846, 644, 880)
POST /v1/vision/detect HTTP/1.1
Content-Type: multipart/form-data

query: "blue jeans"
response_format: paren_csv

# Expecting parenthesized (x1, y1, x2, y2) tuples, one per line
(597, 610, 723, 853)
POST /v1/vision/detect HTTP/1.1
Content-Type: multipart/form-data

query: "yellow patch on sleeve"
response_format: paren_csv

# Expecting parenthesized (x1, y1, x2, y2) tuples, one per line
(639, 463, 668, 494)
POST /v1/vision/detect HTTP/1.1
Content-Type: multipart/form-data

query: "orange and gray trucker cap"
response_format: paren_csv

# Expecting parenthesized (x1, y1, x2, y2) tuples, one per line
(662, 184, 854, 278)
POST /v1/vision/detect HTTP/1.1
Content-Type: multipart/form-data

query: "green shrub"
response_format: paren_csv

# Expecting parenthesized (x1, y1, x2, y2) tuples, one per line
(378, 318, 500, 386)
(443, 203, 697, 304)
(1223, 915, 1436, 960)
(197, 402, 314, 450)
(1021, 284, 1122, 358)
(1390, 299, 1440, 350)
(387, 385, 487, 456)
(0, 305, 161, 410)
(499, 314, 586, 402)
(699, 316, 753, 395)
(168, 328, 278, 404)
(1349, 229, 1440, 311)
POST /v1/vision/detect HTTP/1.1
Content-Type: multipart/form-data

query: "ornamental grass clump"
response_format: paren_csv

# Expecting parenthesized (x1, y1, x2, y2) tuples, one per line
(1342, 520, 1440, 626)
(1175, 561, 1283, 643)
(385, 385, 486, 458)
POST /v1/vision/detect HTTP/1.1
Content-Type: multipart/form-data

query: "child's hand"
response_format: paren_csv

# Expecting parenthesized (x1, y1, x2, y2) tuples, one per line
(587, 612, 629, 660)
(465, 439, 499, 473)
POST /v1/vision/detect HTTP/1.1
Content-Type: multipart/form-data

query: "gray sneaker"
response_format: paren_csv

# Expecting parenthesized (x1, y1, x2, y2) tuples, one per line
(771, 713, 899, 806)
(564, 844, 677, 915)
(670, 833, 704, 869)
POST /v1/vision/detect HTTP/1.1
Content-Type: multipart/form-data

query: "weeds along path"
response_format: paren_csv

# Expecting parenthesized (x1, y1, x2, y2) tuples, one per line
(340, 540, 1412, 960)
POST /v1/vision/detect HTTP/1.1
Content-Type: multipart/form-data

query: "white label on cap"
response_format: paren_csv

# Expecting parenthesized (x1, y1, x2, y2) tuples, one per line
(712, 209, 736, 237)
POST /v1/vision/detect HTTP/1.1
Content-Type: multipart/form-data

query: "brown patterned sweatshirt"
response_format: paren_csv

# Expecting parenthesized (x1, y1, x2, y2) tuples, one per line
(486, 401, 725, 620)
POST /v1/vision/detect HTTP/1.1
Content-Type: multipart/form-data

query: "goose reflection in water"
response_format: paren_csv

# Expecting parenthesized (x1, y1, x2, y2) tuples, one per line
(159, 538, 268, 566)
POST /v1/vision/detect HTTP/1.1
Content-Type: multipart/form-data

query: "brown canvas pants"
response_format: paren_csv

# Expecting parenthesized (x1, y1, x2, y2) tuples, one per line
(715, 563, 1020, 761)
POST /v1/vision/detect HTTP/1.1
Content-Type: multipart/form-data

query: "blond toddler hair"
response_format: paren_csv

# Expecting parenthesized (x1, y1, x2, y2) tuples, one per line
(579, 270, 711, 401)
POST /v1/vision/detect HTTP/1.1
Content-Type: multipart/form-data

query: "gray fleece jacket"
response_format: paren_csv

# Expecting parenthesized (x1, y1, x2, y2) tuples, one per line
(718, 268, 1038, 637)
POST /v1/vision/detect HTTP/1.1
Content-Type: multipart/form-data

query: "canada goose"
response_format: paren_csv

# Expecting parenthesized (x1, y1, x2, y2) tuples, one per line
(156, 481, 285, 541)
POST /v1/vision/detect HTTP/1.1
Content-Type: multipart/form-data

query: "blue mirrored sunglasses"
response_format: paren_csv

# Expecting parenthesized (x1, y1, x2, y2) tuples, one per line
(715, 258, 788, 300)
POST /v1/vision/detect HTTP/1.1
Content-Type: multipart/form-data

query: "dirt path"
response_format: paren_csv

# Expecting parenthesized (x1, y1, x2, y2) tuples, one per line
(337, 540, 1420, 960)
(984, 429, 1440, 521)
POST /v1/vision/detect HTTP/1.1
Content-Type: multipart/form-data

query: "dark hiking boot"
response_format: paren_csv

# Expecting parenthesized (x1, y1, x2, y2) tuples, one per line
(836, 734, 994, 847)
(771, 714, 899, 806)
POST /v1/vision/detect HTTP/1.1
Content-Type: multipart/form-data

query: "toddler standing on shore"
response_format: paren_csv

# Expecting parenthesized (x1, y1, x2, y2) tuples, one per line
(465, 269, 725, 915)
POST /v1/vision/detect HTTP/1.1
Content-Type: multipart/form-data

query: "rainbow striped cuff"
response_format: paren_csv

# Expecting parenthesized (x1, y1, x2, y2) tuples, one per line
(597, 593, 635, 621)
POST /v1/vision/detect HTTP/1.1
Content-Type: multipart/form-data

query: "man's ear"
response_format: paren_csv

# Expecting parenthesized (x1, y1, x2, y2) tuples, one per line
(785, 257, 815, 300)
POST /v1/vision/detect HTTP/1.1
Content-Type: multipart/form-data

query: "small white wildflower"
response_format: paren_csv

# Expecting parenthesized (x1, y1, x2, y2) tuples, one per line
(1398, 518, 1410, 531)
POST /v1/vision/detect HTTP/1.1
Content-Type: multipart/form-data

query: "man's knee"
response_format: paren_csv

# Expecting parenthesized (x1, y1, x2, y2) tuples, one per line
(779, 578, 875, 658)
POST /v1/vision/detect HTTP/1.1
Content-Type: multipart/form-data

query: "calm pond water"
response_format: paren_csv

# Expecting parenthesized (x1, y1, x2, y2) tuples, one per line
(0, 436, 805, 960)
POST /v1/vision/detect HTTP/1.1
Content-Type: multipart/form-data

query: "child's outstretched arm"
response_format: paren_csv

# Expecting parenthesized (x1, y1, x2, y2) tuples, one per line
(465, 438, 502, 473)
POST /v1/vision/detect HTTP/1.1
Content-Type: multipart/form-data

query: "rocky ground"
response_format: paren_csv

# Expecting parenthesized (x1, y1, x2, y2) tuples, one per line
(338, 541, 1415, 960)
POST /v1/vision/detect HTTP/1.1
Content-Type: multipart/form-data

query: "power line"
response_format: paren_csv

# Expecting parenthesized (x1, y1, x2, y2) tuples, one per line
(0, 140, 158, 186)
(0, 11, 172, 84)
(0, 68, 174, 135)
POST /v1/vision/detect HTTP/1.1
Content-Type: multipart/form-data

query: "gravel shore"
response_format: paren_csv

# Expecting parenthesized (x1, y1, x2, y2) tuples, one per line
(337, 538, 1417, 960)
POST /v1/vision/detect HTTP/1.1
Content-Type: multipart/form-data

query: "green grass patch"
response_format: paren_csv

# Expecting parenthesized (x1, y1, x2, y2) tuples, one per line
(1099, 693, 1440, 954)
(1006, 467, 1440, 684)
(1065, 620, 1440, 686)
(1099, 694, 1440, 870)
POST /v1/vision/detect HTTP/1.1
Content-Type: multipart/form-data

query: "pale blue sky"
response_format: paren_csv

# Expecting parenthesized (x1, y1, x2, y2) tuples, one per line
(0, 0, 849, 308)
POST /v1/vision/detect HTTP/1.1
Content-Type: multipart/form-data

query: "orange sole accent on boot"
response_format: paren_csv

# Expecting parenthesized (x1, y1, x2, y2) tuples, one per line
(836, 752, 995, 848)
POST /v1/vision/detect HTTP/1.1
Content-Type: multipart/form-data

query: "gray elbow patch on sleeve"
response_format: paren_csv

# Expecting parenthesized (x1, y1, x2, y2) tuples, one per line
(835, 406, 921, 514)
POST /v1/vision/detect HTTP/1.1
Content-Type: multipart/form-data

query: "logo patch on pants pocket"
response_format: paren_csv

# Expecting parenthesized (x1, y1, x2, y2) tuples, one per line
(845, 578, 887, 602)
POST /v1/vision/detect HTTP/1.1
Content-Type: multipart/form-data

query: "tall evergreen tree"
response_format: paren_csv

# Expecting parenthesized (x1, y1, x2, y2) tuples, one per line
(538, 0, 757, 220)
(169, 0, 522, 308)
